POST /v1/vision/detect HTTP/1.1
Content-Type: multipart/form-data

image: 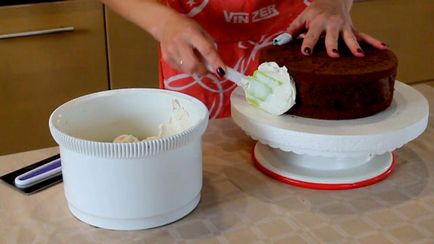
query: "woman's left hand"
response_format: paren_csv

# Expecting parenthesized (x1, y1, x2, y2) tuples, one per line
(287, 0, 387, 58)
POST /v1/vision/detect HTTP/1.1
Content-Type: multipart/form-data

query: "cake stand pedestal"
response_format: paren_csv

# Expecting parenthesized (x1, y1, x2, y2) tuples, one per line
(231, 81, 429, 190)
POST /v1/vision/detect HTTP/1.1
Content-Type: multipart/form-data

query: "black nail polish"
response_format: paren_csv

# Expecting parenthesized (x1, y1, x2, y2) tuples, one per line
(381, 42, 388, 47)
(332, 49, 339, 54)
(357, 48, 364, 54)
(304, 47, 311, 55)
(216, 67, 225, 77)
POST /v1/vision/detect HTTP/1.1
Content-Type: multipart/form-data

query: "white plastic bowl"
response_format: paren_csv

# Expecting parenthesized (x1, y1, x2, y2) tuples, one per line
(49, 88, 208, 230)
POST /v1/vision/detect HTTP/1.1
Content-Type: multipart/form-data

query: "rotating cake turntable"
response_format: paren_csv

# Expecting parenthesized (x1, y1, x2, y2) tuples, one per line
(231, 81, 429, 190)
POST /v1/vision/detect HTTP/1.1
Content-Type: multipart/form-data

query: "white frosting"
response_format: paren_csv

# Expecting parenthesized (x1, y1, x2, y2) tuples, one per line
(113, 134, 140, 143)
(244, 62, 296, 116)
(113, 99, 192, 143)
(150, 99, 192, 139)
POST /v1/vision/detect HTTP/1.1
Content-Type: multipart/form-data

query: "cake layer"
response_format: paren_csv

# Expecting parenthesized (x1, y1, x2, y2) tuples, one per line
(260, 39, 398, 120)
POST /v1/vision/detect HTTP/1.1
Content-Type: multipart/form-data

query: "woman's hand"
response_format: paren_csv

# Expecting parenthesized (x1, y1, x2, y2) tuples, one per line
(100, 0, 225, 76)
(157, 12, 226, 76)
(287, 0, 387, 58)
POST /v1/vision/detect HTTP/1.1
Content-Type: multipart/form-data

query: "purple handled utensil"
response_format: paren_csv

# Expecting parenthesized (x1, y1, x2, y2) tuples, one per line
(14, 158, 62, 188)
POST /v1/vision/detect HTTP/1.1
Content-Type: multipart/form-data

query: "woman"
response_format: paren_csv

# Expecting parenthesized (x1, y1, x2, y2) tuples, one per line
(101, 0, 387, 118)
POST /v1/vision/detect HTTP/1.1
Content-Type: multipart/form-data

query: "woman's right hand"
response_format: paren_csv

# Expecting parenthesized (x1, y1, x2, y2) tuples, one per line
(100, 0, 225, 77)
(157, 12, 226, 77)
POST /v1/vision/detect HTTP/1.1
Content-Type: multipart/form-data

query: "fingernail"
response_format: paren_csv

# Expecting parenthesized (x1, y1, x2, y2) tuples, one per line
(216, 67, 225, 77)
(357, 48, 364, 54)
(332, 49, 339, 54)
(304, 47, 311, 55)
(381, 42, 388, 47)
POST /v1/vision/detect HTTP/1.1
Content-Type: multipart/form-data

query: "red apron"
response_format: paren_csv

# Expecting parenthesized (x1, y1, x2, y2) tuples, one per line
(160, 0, 309, 119)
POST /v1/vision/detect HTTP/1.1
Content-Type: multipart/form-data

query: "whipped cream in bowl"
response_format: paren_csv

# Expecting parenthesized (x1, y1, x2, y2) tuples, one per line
(113, 99, 193, 142)
(49, 89, 208, 230)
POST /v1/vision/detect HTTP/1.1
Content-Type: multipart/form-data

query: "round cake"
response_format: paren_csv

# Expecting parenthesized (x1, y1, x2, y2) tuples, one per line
(260, 39, 398, 120)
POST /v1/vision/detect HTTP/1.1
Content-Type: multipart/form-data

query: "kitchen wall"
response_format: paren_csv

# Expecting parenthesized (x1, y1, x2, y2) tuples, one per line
(351, 0, 434, 85)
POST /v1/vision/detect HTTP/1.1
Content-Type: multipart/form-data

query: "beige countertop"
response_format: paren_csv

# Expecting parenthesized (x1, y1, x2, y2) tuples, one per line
(0, 85, 433, 243)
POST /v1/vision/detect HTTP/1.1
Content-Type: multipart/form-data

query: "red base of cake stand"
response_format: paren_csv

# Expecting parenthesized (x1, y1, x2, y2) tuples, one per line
(252, 142, 397, 190)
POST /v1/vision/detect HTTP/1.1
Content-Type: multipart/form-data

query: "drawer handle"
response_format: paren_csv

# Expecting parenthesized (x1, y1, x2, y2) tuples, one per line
(0, 26, 74, 40)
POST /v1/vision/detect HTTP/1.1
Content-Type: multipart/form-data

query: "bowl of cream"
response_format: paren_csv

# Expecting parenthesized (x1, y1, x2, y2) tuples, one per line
(49, 88, 208, 230)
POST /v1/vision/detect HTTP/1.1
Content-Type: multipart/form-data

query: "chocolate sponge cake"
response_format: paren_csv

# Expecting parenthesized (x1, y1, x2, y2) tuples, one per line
(260, 39, 398, 120)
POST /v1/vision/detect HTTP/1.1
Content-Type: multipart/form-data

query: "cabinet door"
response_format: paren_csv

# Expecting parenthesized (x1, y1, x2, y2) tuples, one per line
(0, 1, 109, 155)
(105, 7, 159, 89)
(352, 0, 434, 83)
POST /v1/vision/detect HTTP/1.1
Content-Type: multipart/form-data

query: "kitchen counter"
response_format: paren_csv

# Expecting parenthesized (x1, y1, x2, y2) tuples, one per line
(0, 84, 433, 243)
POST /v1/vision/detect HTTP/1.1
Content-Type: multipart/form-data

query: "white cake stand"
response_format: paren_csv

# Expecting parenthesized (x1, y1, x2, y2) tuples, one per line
(231, 81, 429, 190)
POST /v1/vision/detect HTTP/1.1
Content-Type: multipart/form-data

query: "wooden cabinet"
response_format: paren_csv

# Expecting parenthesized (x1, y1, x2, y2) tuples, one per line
(104, 7, 159, 89)
(0, 1, 109, 155)
(352, 0, 434, 84)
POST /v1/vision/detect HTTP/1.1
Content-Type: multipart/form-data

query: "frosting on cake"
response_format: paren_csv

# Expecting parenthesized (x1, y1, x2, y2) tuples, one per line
(244, 62, 296, 116)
